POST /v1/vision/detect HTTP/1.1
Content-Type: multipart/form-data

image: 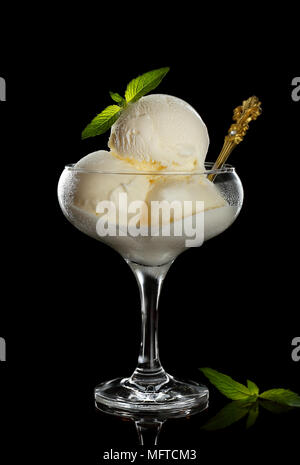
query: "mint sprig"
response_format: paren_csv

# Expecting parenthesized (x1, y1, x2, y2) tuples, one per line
(109, 91, 126, 106)
(81, 67, 170, 140)
(247, 379, 259, 396)
(259, 389, 300, 407)
(124, 67, 170, 104)
(199, 368, 299, 431)
(199, 368, 256, 401)
(199, 367, 300, 407)
(81, 105, 122, 140)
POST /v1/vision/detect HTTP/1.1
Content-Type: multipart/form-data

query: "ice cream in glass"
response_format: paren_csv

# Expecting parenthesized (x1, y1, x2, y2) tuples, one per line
(58, 69, 250, 417)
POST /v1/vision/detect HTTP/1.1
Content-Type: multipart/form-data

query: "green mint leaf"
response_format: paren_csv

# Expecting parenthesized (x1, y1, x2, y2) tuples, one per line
(201, 400, 250, 431)
(199, 368, 254, 401)
(81, 105, 122, 140)
(259, 399, 294, 414)
(247, 379, 259, 396)
(109, 91, 126, 106)
(259, 389, 300, 407)
(125, 67, 170, 104)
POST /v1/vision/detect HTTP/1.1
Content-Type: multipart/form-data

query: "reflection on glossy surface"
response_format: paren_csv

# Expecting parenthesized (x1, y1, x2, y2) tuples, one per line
(201, 398, 295, 431)
(95, 395, 299, 447)
(96, 400, 209, 445)
(135, 419, 164, 446)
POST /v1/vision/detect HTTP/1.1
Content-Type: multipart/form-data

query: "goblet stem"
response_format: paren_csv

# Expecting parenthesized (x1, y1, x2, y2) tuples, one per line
(94, 258, 208, 415)
(126, 260, 174, 389)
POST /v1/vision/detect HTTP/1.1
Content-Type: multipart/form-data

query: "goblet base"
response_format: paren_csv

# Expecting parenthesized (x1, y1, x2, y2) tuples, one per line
(95, 374, 209, 418)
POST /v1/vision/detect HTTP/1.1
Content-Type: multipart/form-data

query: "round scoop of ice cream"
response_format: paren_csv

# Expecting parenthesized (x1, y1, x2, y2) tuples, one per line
(72, 150, 150, 218)
(108, 94, 209, 171)
(146, 176, 226, 223)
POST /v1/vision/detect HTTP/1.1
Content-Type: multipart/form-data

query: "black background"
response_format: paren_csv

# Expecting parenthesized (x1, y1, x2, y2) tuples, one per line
(0, 10, 299, 464)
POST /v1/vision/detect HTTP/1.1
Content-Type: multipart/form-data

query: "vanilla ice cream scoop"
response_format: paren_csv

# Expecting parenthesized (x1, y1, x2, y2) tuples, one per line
(108, 94, 209, 171)
(73, 150, 151, 218)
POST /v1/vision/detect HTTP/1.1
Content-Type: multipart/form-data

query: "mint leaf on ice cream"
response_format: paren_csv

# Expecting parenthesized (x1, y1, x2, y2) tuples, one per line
(124, 67, 170, 104)
(81, 105, 122, 139)
(109, 91, 126, 106)
(81, 67, 170, 140)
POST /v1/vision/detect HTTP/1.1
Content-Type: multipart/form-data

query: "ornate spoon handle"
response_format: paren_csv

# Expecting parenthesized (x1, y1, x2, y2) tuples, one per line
(208, 96, 262, 181)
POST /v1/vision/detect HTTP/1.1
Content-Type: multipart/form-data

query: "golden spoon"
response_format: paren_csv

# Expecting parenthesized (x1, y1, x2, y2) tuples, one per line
(208, 96, 262, 181)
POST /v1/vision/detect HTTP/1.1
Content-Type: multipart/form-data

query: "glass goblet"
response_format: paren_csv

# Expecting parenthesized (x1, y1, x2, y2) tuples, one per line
(58, 163, 243, 417)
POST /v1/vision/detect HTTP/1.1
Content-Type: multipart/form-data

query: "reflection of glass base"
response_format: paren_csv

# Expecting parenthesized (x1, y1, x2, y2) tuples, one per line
(95, 374, 209, 418)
